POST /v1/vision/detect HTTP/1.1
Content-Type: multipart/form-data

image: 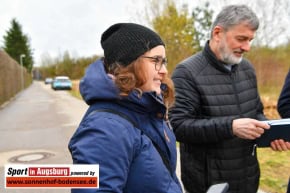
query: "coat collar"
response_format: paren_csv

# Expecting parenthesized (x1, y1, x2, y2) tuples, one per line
(203, 41, 238, 73)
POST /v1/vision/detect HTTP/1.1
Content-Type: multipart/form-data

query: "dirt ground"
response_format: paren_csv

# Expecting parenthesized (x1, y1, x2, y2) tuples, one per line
(261, 96, 281, 119)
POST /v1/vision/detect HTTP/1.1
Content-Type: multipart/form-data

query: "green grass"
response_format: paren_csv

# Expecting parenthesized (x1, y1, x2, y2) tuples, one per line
(258, 148, 290, 193)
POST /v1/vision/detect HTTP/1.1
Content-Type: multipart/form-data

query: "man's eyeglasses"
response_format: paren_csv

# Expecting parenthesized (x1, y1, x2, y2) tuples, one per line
(142, 56, 168, 71)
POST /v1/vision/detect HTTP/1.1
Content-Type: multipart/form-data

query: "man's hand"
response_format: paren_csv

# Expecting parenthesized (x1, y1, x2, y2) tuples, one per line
(232, 118, 270, 140)
(270, 139, 290, 151)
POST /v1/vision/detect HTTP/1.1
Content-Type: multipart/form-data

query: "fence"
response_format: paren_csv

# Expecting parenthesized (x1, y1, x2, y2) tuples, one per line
(0, 50, 32, 106)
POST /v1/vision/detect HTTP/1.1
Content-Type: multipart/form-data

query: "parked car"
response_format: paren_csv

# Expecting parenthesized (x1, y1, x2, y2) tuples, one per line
(51, 76, 72, 90)
(44, 77, 53, 84)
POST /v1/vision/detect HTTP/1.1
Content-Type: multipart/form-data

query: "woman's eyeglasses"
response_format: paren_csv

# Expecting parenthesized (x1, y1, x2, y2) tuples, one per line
(142, 56, 168, 71)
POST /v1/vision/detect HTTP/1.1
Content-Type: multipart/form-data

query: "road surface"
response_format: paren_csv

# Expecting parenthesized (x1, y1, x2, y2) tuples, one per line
(0, 81, 88, 193)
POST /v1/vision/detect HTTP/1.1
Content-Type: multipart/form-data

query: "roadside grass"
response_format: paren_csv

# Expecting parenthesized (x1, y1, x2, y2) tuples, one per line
(258, 148, 290, 193)
(69, 80, 82, 99)
(258, 94, 289, 193)
(70, 81, 289, 193)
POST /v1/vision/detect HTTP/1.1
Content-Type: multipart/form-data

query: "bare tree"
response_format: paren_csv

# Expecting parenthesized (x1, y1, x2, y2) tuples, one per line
(208, 0, 290, 47)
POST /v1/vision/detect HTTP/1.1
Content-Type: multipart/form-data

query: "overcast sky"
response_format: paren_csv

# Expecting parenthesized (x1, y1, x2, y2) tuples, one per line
(0, 0, 148, 66)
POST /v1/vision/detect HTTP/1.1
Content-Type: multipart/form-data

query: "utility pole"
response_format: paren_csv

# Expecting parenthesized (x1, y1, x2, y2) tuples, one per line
(20, 54, 26, 90)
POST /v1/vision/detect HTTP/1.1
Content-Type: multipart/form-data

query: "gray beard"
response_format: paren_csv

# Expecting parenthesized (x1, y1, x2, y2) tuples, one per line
(220, 47, 243, 65)
(222, 54, 242, 64)
(219, 39, 243, 64)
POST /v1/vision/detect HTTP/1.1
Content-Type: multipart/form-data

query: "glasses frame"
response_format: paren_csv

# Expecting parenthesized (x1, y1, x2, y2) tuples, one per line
(142, 56, 168, 71)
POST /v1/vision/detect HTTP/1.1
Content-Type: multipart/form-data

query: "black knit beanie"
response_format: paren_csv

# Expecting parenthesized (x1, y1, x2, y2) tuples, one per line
(101, 23, 165, 67)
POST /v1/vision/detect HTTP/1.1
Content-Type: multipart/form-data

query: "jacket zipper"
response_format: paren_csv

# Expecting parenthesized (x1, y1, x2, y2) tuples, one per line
(230, 71, 243, 116)
(252, 144, 257, 156)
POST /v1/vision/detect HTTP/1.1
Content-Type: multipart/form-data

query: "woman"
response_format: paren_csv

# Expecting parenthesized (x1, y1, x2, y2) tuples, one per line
(68, 23, 182, 193)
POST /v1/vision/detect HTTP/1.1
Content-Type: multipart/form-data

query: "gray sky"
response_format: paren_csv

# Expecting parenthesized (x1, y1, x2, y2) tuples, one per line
(0, 0, 143, 66)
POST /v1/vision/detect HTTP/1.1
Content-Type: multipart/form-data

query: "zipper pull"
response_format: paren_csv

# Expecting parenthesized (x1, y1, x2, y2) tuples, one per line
(252, 144, 257, 156)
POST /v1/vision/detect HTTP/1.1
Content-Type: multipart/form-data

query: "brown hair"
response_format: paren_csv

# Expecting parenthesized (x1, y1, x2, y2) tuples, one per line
(106, 58, 175, 108)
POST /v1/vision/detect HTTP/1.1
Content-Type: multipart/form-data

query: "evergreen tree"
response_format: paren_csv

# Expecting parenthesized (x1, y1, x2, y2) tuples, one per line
(3, 18, 34, 72)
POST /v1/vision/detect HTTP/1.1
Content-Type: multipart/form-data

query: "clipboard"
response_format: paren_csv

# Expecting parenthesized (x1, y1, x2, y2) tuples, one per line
(256, 118, 290, 147)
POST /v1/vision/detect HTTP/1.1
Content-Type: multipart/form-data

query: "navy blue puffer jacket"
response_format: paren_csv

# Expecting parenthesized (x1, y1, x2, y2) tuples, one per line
(68, 59, 182, 193)
(278, 70, 290, 118)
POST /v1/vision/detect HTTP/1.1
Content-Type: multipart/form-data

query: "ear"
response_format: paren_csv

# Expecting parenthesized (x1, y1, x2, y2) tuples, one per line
(212, 26, 224, 41)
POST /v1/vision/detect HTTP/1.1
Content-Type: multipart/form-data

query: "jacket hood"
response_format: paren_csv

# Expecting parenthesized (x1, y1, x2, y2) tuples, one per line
(80, 59, 166, 113)
(80, 59, 120, 105)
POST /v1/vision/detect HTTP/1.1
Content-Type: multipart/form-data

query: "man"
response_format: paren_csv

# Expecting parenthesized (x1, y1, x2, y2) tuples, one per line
(169, 5, 289, 193)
